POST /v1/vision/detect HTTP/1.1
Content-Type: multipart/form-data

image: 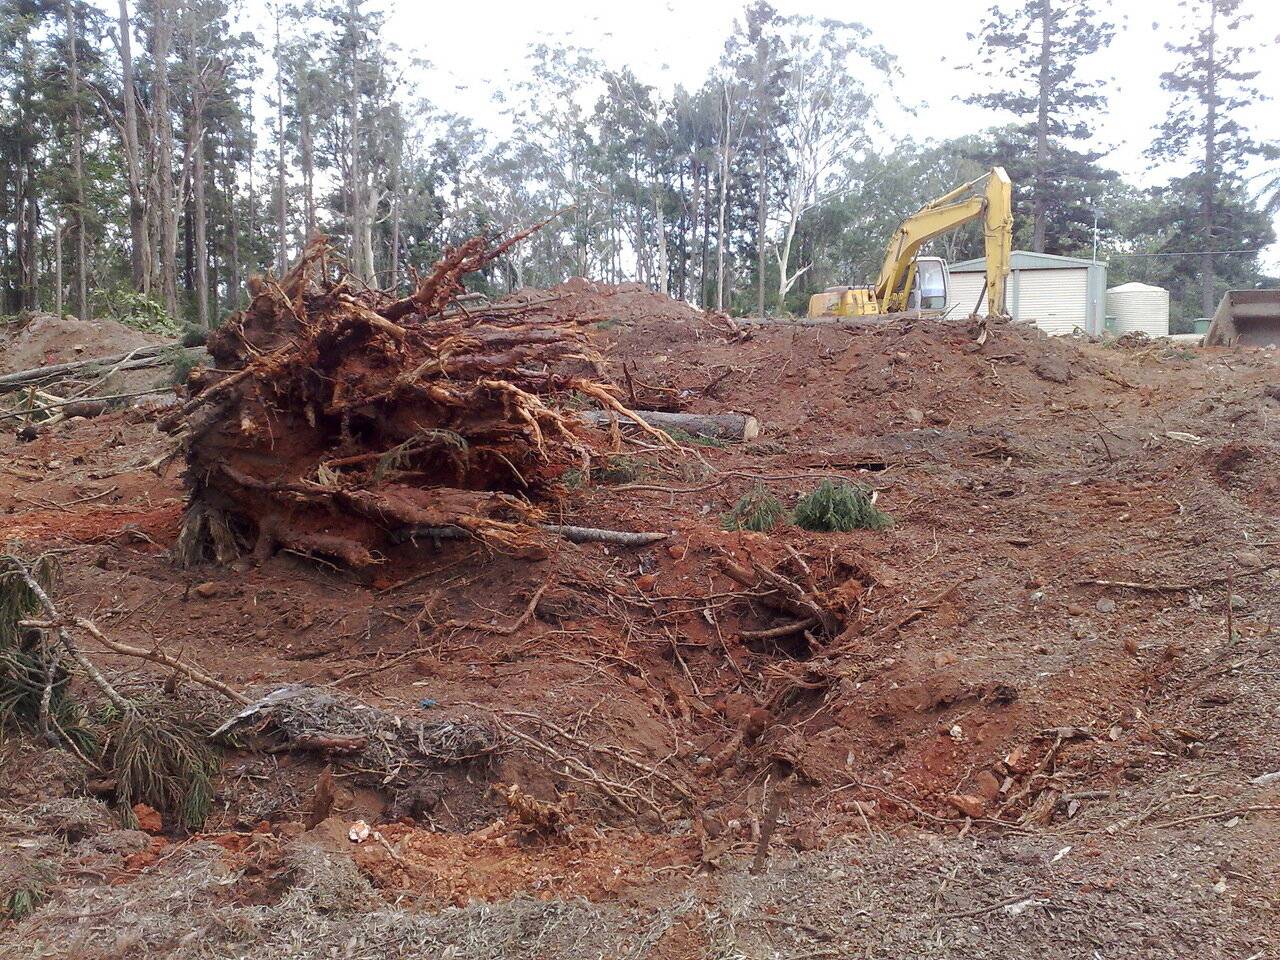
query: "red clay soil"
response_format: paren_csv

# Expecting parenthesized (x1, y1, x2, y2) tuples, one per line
(2, 282, 1280, 954)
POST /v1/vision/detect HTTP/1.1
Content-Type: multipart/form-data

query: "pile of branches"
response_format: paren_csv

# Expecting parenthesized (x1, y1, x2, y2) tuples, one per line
(167, 229, 662, 569)
(211, 685, 499, 789)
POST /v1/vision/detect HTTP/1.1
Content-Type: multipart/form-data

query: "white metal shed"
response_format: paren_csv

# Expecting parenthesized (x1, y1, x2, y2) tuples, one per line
(944, 251, 1107, 336)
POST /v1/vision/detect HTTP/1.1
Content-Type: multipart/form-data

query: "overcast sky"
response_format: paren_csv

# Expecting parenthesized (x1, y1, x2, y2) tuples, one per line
(384, 0, 1278, 180)
(222, 0, 1279, 264)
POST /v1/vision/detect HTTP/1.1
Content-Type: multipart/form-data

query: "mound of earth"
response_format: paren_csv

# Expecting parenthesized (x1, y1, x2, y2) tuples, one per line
(0, 312, 164, 371)
(2, 276, 1279, 958)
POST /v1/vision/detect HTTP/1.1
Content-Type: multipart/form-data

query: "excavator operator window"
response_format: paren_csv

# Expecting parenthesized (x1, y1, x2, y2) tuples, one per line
(916, 259, 947, 311)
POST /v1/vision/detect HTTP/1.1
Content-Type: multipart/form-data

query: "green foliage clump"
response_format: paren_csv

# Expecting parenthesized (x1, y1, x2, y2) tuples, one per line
(0, 556, 93, 749)
(792, 480, 892, 532)
(99, 289, 182, 338)
(169, 347, 204, 386)
(106, 698, 221, 831)
(2, 554, 222, 832)
(664, 426, 727, 448)
(591, 455, 646, 485)
(1, 858, 54, 922)
(722, 486, 786, 533)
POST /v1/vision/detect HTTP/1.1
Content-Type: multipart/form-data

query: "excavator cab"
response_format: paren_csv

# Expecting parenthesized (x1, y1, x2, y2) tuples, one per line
(807, 256, 950, 319)
(912, 257, 949, 311)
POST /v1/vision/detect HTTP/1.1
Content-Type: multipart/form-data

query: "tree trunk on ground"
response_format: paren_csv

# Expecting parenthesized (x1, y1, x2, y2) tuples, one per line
(578, 409, 759, 441)
(1032, 0, 1052, 254)
(118, 0, 150, 294)
(153, 0, 179, 318)
(65, 0, 90, 321)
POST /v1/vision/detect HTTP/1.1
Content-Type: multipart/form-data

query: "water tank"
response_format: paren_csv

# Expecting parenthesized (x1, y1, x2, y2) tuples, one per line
(1106, 282, 1170, 336)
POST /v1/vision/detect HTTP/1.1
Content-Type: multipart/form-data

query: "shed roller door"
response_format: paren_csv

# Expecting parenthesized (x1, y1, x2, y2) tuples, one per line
(1019, 269, 1088, 336)
(945, 273, 1006, 319)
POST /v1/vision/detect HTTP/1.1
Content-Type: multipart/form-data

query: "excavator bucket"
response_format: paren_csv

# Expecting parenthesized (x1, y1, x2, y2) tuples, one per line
(1203, 290, 1280, 347)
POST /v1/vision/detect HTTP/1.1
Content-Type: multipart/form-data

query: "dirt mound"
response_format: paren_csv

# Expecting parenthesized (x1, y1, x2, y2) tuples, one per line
(0, 312, 164, 373)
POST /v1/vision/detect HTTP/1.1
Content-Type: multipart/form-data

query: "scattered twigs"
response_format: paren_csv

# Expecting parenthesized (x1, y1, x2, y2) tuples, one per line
(492, 715, 655, 816)
(44, 615, 245, 705)
(1081, 564, 1274, 593)
(449, 579, 551, 635)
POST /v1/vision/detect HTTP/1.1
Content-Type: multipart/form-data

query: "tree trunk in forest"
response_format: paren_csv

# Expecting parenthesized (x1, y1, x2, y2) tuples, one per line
(153, 0, 179, 318)
(1200, 0, 1219, 319)
(54, 219, 63, 317)
(274, 7, 287, 276)
(716, 93, 732, 312)
(756, 154, 766, 318)
(301, 104, 316, 240)
(117, 0, 150, 294)
(188, 9, 210, 327)
(653, 182, 668, 296)
(226, 140, 241, 311)
(1031, 0, 1052, 254)
(700, 162, 711, 309)
(347, 0, 370, 281)
(65, 0, 90, 321)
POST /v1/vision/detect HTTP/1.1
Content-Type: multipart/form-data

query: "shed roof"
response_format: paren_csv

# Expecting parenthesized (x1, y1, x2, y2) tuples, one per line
(951, 250, 1100, 272)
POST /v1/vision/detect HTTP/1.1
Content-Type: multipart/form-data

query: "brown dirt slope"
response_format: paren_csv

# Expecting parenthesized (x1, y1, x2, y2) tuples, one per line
(2, 284, 1279, 958)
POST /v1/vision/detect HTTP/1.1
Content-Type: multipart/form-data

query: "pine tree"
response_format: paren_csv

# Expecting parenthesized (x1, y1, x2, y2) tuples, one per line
(965, 0, 1115, 253)
(1148, 0, 1267, 317)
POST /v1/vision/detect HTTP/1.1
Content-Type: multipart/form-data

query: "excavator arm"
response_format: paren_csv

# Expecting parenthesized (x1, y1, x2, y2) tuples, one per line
(874, 166, 1012, 317)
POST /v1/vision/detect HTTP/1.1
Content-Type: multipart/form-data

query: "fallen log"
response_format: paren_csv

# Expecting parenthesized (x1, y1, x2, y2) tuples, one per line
(0, 345, 205, 394)
(578, 408, 759, 442)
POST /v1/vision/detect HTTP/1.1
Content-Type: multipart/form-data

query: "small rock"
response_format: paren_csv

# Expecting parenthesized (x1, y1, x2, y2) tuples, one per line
(933, 650, 958, 668)
(192, 581, 224, 599)
(1234, 550, 1264, 569)
(974, 770, 1002, 801)
(666, 544, 684, 560)
(906, 407, 924, 425)
(635, 573, 658, 591)
(1095, 597, 1117, 614)
(132, 803, 163, 834)
(946, 794, 987, 819)
(1228, 594, 1248, 611)
(1066, 603, 1085, 616)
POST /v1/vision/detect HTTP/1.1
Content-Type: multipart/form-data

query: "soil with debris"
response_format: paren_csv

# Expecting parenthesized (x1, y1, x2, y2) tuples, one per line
(2, 276, 1280, 958)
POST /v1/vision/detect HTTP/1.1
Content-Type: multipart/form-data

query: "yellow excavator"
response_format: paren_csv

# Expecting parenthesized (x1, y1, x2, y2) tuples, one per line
(807, 166, 1013, 320)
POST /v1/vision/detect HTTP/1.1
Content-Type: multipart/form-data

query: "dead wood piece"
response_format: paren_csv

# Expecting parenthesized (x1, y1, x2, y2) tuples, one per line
(720, 558, 840, 636)
(286, 733, 369, 755)
(394, 523, 667, 548)
(0, 345, 204, 394)
(578, 409, 759, 442)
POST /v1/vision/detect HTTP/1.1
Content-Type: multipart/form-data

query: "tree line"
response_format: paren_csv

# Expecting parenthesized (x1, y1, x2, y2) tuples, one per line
(0, 0, 1275, 331)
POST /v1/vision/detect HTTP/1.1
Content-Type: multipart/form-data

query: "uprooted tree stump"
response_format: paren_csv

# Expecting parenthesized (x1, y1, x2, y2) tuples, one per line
(167, 229, 668, 570)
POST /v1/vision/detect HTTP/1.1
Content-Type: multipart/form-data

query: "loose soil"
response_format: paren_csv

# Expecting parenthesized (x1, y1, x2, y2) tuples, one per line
(2, 286, 1279, 959)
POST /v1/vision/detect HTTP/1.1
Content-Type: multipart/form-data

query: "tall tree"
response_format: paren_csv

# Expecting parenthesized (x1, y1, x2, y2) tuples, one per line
(63, 0, 89, 319)
(966, 0, 1115, 252)
(772, 15, 891, 306)
(1149, 0, 1267, 316)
